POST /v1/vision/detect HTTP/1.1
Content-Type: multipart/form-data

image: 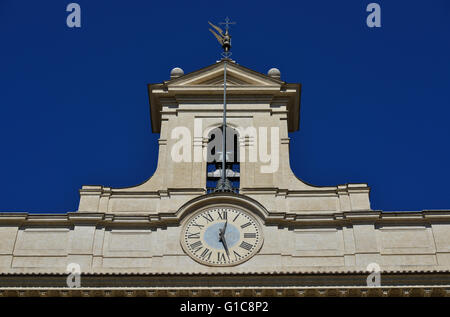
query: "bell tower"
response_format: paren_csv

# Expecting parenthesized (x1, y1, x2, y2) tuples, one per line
(77, 60, 371, 215)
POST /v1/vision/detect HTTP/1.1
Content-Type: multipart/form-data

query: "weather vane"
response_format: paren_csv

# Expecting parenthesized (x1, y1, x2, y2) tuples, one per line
(208, 17, 236, 193)
(208, 17, 236, 58)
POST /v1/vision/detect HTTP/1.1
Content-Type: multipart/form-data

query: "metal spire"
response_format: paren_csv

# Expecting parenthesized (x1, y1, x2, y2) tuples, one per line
(208, 17, 236, 193)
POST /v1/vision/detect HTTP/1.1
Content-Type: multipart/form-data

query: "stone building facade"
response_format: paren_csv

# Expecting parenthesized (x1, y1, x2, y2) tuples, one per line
(1, 60, 449, 297)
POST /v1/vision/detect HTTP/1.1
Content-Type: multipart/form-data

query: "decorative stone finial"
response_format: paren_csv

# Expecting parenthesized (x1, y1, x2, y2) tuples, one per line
(267, 68, 281, 79)
(170, 67, 184, 79)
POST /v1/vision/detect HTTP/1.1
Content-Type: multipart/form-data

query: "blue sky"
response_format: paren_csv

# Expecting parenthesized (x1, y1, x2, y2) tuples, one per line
(0, 0, 449, 212)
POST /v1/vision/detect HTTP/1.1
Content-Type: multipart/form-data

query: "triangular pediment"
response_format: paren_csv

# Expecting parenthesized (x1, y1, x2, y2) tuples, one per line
(201, 74, 252, 86)
(148, 60, 301, 134)
(167, 61, 284, 87)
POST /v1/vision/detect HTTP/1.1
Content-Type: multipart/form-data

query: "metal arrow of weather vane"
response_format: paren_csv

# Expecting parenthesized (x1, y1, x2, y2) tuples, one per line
(208, 17, 236, 193)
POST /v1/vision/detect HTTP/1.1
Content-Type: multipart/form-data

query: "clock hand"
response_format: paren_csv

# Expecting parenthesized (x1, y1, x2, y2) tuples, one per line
(222, 234, 229, 257)
(219, 221, 227, 238)
(223, 220, 227, 233)
(219, 222, 229, 257)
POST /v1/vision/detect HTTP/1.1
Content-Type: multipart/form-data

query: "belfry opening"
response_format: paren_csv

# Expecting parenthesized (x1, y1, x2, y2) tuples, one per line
(206, 126, 240, 193)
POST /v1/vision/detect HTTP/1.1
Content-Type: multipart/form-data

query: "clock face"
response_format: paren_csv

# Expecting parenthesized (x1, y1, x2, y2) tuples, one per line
(181, 206, 263, 266)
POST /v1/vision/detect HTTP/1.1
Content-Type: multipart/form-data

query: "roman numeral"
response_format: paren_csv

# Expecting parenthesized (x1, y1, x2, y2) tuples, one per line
(217, 210, 227, 220)
(200, 248, 212, 260)
(241, 222, 252, 229)
(244, 233, 256, 238)
(191, 222, 204, 229)
(233, 213, 240, 222)
(217, 252, 226, 263)
(187, 232, 200, 239)
(233, 250, 241, 259)
(190, 241, 202, 250)
(240, 241, 253, 251)
(201, 213, 214, 223)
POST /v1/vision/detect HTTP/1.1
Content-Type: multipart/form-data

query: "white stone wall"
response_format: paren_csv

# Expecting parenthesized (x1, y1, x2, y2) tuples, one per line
(1, 212, 450, 274)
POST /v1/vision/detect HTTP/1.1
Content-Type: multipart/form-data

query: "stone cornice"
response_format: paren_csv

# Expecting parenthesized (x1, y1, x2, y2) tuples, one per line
(1, 208, 450, 227)
(0, 286, 449, 297)
(2, 269, 450, 275)
(1, 271, 450, 297)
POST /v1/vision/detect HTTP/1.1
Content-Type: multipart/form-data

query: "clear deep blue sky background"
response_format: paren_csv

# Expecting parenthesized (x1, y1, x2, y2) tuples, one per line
(0, 1, 449, 212)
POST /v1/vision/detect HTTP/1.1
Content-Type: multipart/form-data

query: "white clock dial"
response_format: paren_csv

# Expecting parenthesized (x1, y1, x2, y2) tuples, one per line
(181, 206, 263, 266)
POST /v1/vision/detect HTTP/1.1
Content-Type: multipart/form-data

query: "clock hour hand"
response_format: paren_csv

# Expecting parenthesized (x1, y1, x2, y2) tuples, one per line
(221, 234, 229, 257)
